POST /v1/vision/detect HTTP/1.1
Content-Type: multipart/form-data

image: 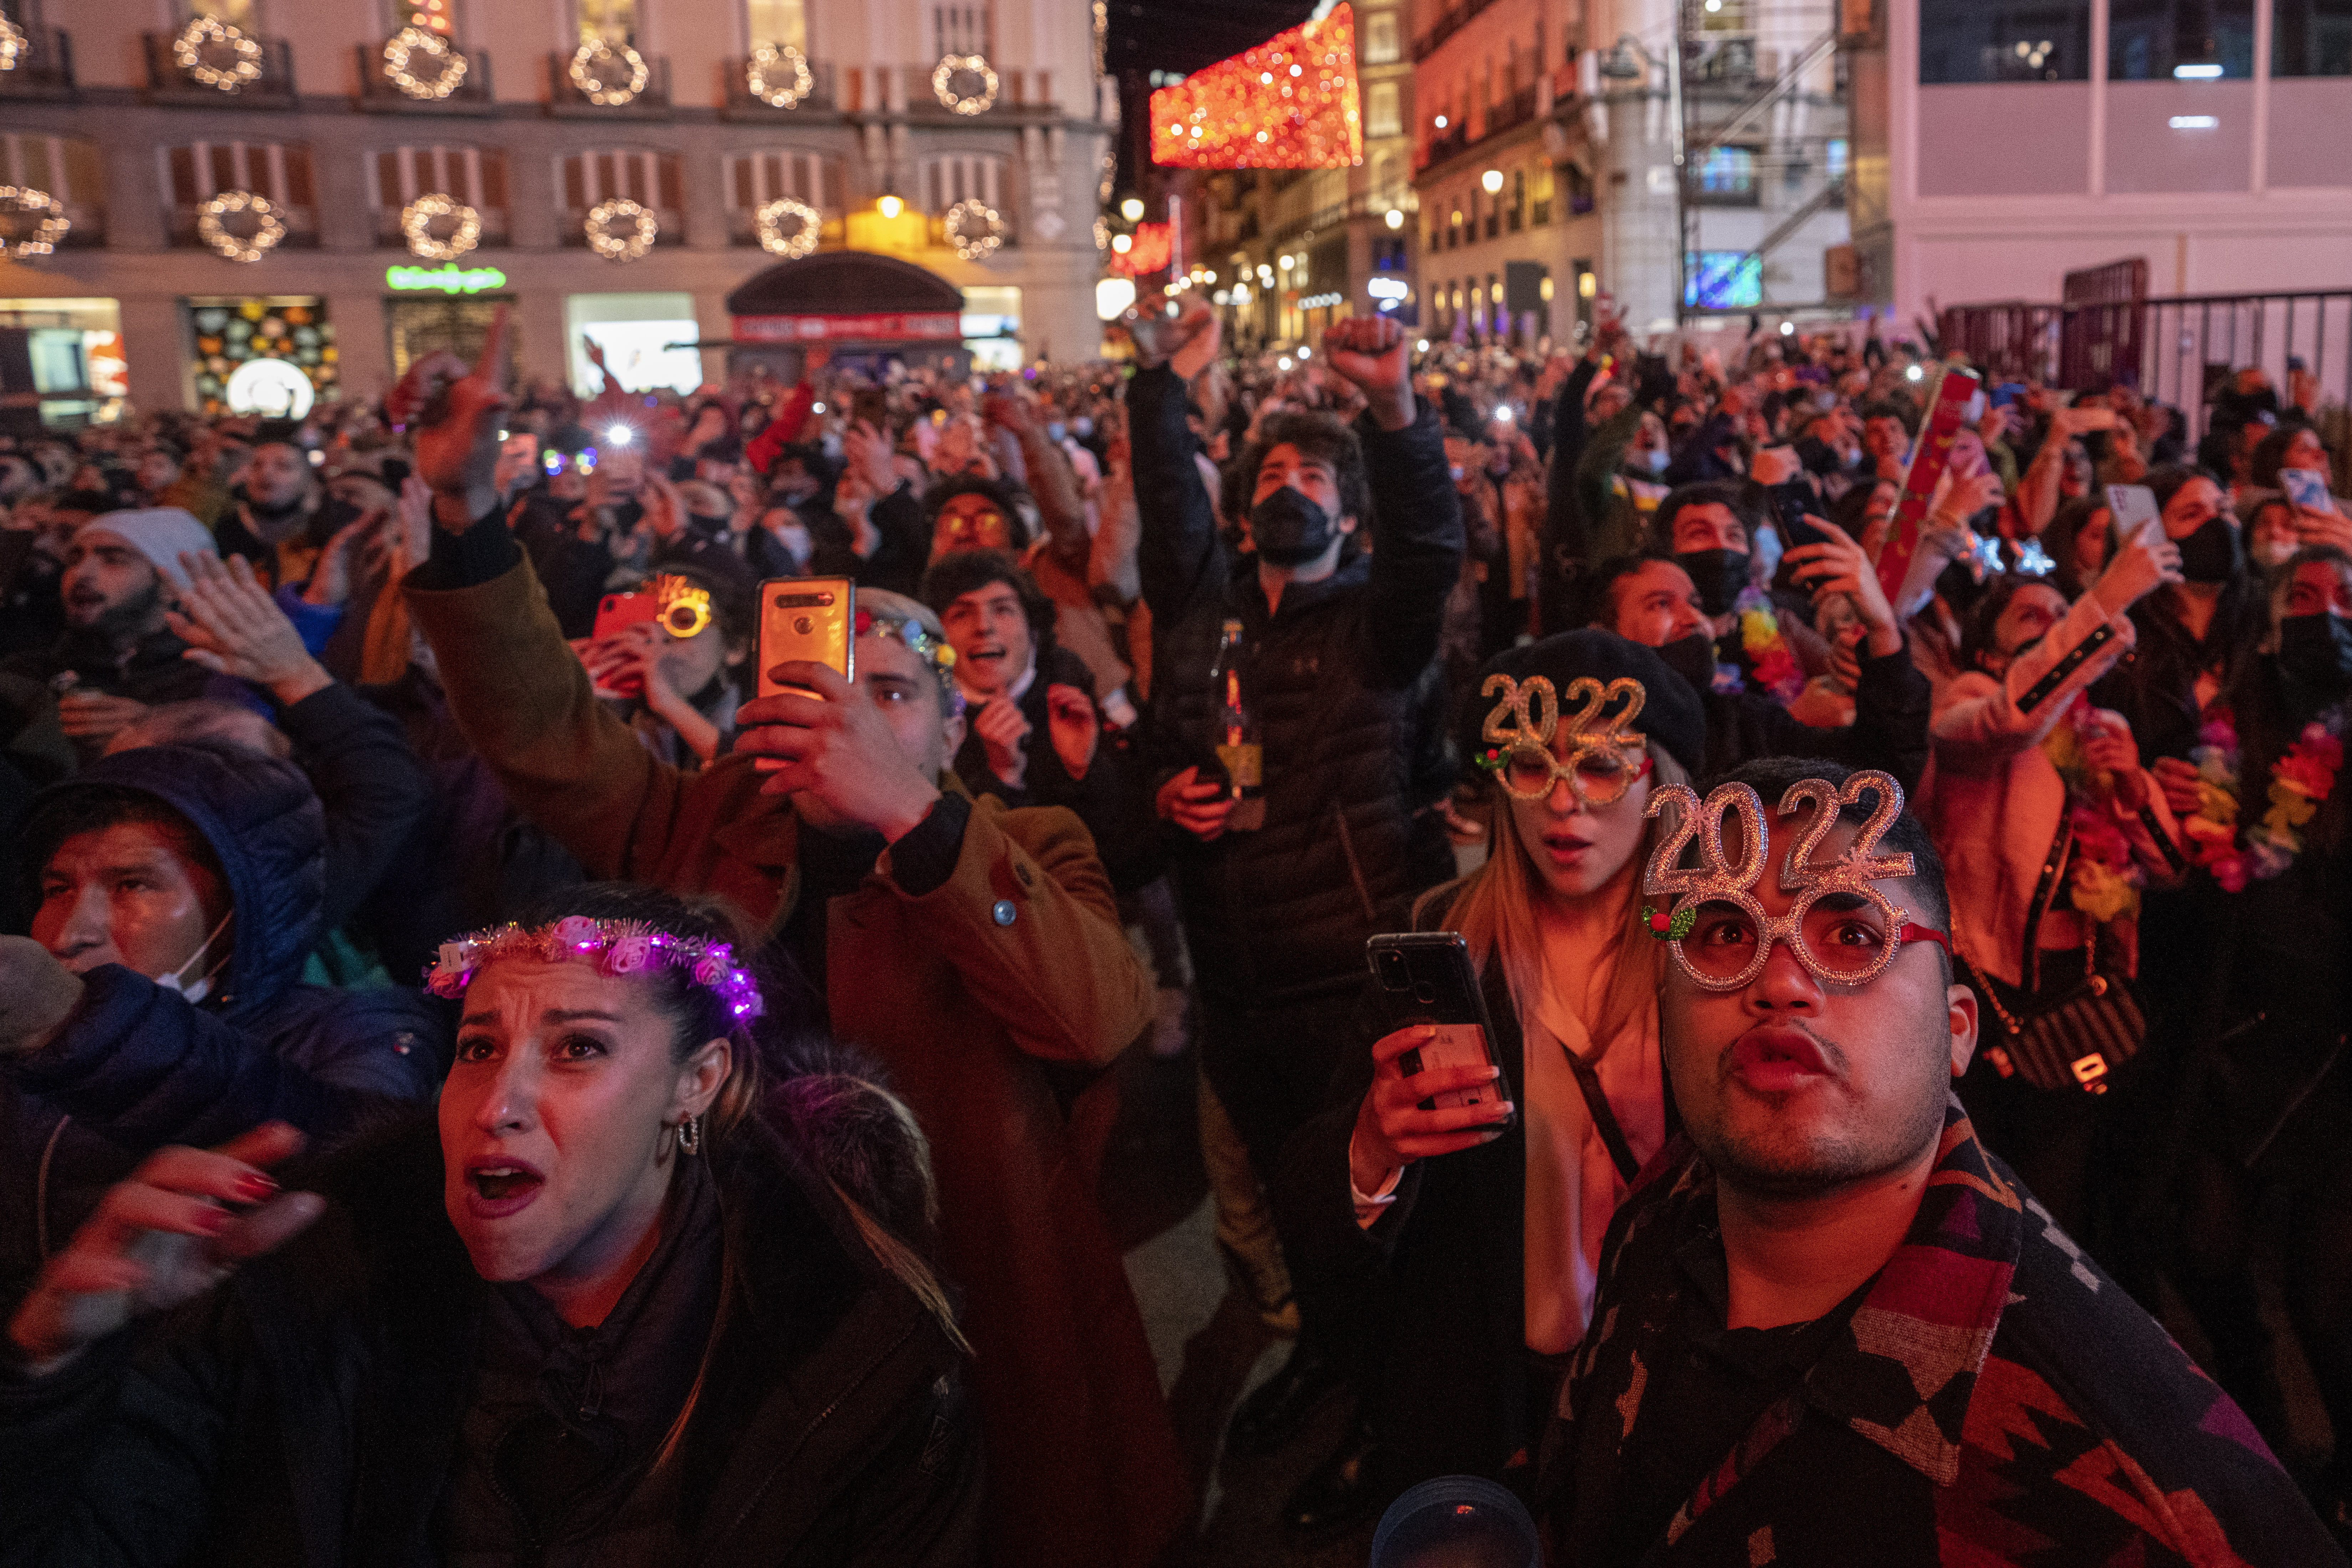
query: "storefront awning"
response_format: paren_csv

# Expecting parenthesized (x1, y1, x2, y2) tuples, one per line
(726, 251, 966, 346)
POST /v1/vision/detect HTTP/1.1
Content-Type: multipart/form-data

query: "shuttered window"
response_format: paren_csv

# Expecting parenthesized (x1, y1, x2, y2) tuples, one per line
(556, 147, 683, 245)
(721, 149, 838, 243)
(918, 153, 1008, 217)
(370, 145, 510, 245)
(0, 133, 104, 245)
(161, 141, 317, 246)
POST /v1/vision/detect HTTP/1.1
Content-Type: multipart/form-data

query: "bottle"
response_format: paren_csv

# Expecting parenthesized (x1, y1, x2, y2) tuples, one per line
(1208, 617, 1264, 827)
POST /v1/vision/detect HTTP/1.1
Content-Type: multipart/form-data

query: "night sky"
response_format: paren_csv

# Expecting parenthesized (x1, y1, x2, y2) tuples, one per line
(1103, 0, 1320, 198)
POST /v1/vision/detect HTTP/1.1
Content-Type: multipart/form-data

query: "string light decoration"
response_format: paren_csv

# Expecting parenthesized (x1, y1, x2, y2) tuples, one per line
(932, 52, 998, 115)
(1149, 1, 1361, 170)
(944, 199, 1004, 260)
(382, 25, 466, 98)
(569, 38, 649, 106)
(1092, 215, 1109, 256)
(585, 197, 656, 261)
(173, 15, 265, 92)
(198, 191, 286, 263)
(401, 192, 481, 260)
(1107, 220, 1172, 278)
(754, 196, 820, 257)
(745, 42, 813, 107)
(0, 186, 68, 257)
(0, 15, 26, 73)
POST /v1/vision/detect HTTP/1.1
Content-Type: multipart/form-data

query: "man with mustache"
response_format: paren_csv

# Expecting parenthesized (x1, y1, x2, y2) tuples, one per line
(1538, 755, 2338, 1564)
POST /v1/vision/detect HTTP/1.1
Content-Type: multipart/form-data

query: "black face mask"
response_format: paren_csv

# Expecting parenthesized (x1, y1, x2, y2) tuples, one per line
(2279, 612, 2352, 696)
(319, 496, 369, 535)
(1675, 549, 1751, 618)
(2176, 514, 2241, 584)
(608, 499, 645, 533)
(245, 491, 308, 525)
(1657, 631, 1719, 693)
(1250, 486, 1338, 567)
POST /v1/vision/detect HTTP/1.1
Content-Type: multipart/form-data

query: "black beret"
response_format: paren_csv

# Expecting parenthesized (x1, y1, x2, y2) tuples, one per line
(1461, 629, 1706, 779)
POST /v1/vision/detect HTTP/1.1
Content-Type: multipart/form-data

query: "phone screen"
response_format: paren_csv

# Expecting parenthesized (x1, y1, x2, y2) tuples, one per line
(2283, 467, 2337, 516)
(2106, 484, 2162, 544)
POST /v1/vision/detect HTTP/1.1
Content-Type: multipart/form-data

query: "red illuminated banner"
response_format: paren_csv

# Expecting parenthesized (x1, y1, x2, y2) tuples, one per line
(732, 313, 964, 343)
(1874, 366, 1982, 607)
(1108, 222, 1173, 278)
(1149, 3, 1362, 170)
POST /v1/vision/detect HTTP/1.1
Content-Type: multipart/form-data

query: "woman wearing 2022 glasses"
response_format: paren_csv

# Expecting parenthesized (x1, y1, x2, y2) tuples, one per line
(1273, 632, 1704, 1524)
(0, 885, 982, 1568)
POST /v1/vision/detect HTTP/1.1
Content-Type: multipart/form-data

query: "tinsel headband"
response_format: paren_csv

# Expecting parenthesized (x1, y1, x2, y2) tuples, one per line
(425, 916, 765, 1021)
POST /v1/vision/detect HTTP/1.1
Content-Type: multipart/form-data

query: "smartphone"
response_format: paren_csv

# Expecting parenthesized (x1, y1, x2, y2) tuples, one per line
(2282, 466, 2337, 516)
(589, 591, 659, 697)
(758, 575, 854, 701)
(1771, 483, 1831, 554)
(2106, 483, 2162, 545)
(1366, 933, 1513, 1126)
(2071, 406, 2120, 433)
(1990, 382, 2028, 409)
(851, 387, 889, 431)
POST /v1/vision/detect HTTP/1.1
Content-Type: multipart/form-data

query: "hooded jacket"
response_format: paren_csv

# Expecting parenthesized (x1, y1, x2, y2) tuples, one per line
(2, 741, 444, 1311)
(0, 1107, 982, 1568)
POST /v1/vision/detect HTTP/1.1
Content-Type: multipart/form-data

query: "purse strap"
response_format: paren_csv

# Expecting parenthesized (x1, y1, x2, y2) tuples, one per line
(2018, 809, 2076, 995)
(1556, 1037, 1642, 1185)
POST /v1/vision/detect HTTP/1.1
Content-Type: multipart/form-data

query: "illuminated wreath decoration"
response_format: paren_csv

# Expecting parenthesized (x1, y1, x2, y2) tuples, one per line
(585, 197, 656, 261)
(0, 186, 68, 258)
(932, 52, 998, 115)
(382, 26, 466, 99)
(755, 196, 820, 258)
(173, 16, 264, 92)
(0, 16, 26, 73)
(745, 42, 813, 108)
(569, 38, 649, 106)
(944, 198, 1004, 260)
(401, 192, 481, 260)
(198, 190, 285, 263)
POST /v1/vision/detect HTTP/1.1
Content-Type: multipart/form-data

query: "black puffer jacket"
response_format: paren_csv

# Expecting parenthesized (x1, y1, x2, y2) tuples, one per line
(0, 1111, 982, 1568)
(2, 742, 444, 1309)
(1132, 365, 1463, 1004)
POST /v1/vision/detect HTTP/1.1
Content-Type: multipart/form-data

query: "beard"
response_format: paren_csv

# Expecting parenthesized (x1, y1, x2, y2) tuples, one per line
(69, 576, 166, 640)
(1682, 1019, 1951, 1201)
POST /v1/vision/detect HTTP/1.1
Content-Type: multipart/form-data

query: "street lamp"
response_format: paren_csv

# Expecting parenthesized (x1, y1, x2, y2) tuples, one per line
(878, 195, 903, 219)
(1481, 169, 1504, 194)
(1385, 208, 1404, 229)
(1120, 196, 1145, 222)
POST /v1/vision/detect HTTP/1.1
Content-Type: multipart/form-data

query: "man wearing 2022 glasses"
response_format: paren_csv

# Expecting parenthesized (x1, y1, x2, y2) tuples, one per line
(1537, 755, 2338, 1565)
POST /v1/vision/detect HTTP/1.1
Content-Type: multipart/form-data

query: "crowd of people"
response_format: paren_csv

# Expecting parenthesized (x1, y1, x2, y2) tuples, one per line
(1, 288, 2350, 1566)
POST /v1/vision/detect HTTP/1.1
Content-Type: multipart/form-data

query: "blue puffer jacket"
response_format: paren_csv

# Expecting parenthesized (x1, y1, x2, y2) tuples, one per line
(2, 742, 447, 1311)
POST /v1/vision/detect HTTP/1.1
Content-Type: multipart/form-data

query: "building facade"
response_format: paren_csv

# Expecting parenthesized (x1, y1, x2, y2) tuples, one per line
(1408, 0, 1851, 346)
(0, 0, 1114, 421)
(1863, 0, 2352, 324)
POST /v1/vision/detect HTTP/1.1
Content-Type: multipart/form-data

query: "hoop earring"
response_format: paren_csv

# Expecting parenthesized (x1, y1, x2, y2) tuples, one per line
(676, 1115, 702, 1157)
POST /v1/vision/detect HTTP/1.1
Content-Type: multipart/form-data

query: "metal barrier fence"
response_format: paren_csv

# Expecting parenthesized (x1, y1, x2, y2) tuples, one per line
(1938, 290, 2352, 446)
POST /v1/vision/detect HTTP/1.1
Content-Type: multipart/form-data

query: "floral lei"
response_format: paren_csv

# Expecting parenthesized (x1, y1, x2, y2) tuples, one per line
(2042, 699, 2146, 924)
(2180, 706, 2347, 892)
(1717, 586, 1806, 706)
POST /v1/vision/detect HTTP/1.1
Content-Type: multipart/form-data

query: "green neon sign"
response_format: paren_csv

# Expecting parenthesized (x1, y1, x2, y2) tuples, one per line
(386, 263, 508, 295)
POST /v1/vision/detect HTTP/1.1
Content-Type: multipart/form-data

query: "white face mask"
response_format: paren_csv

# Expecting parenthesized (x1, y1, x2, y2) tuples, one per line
(156, 910, 234, 1006)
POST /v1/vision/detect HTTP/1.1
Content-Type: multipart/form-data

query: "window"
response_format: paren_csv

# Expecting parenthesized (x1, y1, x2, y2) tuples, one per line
(388, 0, 454, 36)
(724, 149, 838, 243)
(558, 148, 683, 244)
(933, 3, 991, 58)
(1362, 9, 1398, 63)
(189, 0, 259, 25)
(2109, 0, 2254, 79)
(1825, 138, 1850, 183)
(2277, 0, 2352, 72)
(1366, 81, 1400, 138)
(746, 0, 805, 50)
(0, 134, 103, 245)
(1531, 161, 1553, 224)
(1685, 251, 1762, 310)
(920, 153, 1008, 216)
(372, 145, 508, 246)
(1919, 0, 2093, 82)
(1692, 146, 1758, 203)
(577, 0, 635, 47)
(1507, 168, 1526, 231)
(163, 141, 315, 247)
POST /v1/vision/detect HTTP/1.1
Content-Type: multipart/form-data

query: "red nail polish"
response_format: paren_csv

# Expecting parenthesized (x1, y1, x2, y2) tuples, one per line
(235, 1173, 278, 1202)
(196, 1206, 232, 1234)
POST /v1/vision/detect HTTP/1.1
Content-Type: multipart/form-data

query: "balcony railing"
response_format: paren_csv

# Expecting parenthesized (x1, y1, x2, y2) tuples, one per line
(548, 48, 671, 117)
(721, 54, 837, 117)
(169, 200, 319, 249)
(355, 38, 496, 112)
(0, 25, 74, 100)
(143, 29, 298, 107)
(375, 204, 510, 249)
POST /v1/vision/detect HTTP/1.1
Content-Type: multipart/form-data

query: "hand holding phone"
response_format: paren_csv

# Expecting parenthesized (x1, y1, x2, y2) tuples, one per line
(2105, 484, 2162, 546)
(1351, 935, 1514, 1190)
(2282, 467, 2338, 518)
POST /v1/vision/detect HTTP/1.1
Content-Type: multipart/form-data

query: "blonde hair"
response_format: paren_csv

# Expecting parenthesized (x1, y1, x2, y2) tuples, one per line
(1441, 742, 1690, 1058)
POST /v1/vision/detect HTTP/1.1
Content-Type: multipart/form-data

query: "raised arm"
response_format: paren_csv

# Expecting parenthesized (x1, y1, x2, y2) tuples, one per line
(1123, 299, 1229, 632)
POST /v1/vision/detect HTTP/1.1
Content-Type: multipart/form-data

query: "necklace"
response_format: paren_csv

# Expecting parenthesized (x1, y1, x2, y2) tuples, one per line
(2040, 698, 2146, 924)
(1724, 587, 1804, 706)
(2181, 704, 2347, 891)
